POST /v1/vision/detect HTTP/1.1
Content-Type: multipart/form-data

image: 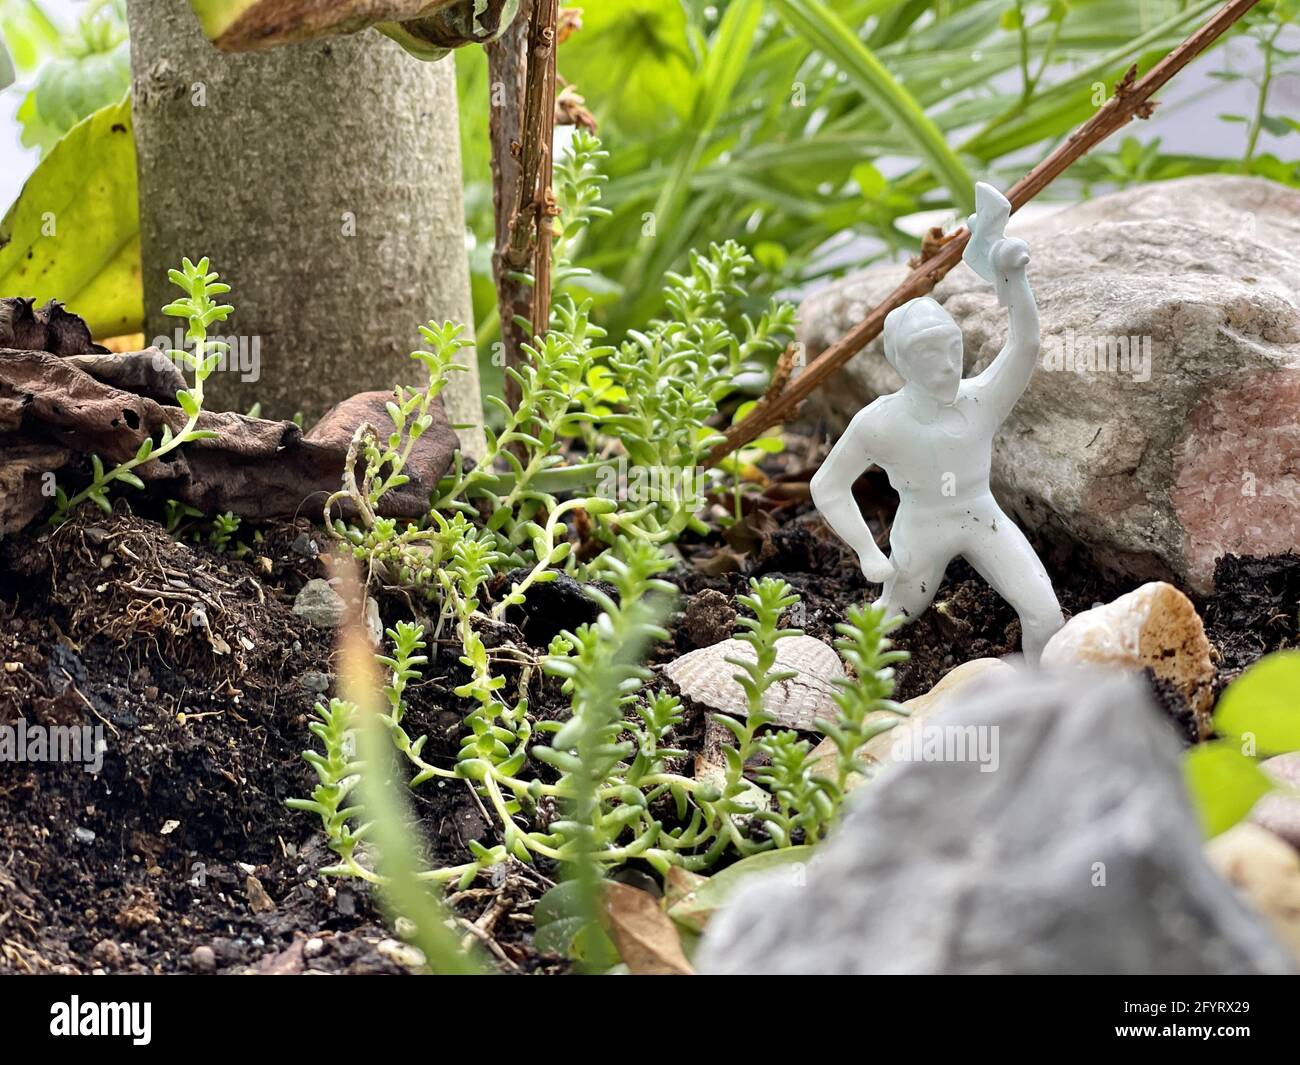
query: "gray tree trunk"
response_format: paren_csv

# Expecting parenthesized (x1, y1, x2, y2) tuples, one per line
(127, 0, 484, 456)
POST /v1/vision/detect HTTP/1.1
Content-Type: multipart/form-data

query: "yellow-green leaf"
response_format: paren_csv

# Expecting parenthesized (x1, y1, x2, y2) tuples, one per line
(1214, 650, 1300, 755)
(667, 844, 813, 933)
(0, 94, 142, 339)
(1183, 741, 1275, 838)
(561, 0, 694, 135)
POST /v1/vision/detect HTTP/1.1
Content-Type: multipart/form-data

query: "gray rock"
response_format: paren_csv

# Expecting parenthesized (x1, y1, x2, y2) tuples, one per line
(292, 533, 320, 559)
(800, 176, 1300, 594)
(697, 669, 1296, 975)
(292, 579, 346, 628)
(298, 670, 333, 695)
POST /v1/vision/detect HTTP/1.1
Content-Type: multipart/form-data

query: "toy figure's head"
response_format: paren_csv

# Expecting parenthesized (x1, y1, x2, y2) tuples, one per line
(883, 297, 964, 405)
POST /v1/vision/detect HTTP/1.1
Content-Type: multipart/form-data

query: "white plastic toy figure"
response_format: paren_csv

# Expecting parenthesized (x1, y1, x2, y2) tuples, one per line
(810, 183, 1064, 663)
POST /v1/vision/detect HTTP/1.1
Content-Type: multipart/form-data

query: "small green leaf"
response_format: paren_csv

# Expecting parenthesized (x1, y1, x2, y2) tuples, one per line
(1183, 741, 1275, 838)
(33, 41, 130, 137)
(533, 914, 584, 956)
(0, 34, 15, 91)
(1214, 651, 1300, 755)
(1259, 114, 1296, 137)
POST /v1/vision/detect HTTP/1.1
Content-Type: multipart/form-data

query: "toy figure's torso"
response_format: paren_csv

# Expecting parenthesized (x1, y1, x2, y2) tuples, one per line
(866, 385, 998, 507)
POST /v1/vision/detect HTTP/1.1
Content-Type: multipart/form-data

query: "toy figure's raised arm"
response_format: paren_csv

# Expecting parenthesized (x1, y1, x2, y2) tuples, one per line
(968, 237, 1039, 423)
(810, 402, 896, 584)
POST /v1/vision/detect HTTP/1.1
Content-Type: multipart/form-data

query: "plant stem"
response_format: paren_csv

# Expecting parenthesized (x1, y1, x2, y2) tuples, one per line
(1015, 1, 1031, 103)
(1243, 22, 1282, 166)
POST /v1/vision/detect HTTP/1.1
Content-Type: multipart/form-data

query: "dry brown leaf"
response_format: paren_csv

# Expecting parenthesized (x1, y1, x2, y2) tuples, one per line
(0, 346, 457, 533)
(557, 7, 584, 44)
(601, 881, 694, 975)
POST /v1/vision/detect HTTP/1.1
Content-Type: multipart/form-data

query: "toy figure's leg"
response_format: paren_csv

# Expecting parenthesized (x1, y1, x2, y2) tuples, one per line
(877, 540, 947, 625)
(963, 516, 1064, 664)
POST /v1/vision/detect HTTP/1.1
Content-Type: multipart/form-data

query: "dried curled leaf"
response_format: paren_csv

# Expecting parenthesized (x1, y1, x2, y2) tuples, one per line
(601, 882, 694, 976)
(0, 338, 458, 533)
(189, 0, 520, 58)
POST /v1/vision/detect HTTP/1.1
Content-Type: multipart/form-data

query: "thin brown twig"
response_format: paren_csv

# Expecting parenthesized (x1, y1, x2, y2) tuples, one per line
(502, 0, 559, 283)
(707, 0, 1261, 466)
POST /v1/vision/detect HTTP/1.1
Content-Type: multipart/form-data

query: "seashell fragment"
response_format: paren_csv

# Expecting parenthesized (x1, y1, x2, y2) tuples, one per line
(661, 634, 844, 731)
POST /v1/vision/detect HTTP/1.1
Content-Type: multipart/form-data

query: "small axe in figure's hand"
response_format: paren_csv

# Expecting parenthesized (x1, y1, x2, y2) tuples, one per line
(963, 181, 1028, 307)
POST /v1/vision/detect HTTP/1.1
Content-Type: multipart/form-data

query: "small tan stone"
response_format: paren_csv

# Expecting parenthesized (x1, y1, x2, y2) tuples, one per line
(1041, 582, 1215, 737)
(244, 874, 276, 914)
(377, 938, 428, 971)
(1205, 823, 1300, 963)
(809, 657, 1013, 784)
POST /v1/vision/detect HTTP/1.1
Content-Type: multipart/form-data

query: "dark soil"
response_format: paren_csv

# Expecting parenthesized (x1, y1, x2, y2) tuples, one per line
(0, 487, 1293, 974)
(0, 508, 554, 975)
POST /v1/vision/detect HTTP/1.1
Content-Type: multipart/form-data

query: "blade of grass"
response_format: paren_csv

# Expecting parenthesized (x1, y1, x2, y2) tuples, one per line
(620, 0, 763, 307)
(333, 560, 488, 976)
(770, 0, 975, 212)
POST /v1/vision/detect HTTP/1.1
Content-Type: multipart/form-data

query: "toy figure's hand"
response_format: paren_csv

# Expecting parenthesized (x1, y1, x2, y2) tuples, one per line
(859, 551, 896, 585)
(991, 237, 1029, 275)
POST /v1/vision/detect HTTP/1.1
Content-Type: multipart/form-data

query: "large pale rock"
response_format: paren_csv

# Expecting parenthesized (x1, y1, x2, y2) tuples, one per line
(697, 670, 1296, 975)
(800, 176, 1300, 594)
(1205, 823, 1300, 963)
(1041, 582, 1215, 737)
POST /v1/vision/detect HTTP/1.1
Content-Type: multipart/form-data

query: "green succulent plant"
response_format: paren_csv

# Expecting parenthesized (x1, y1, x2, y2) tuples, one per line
(52, 256, 229, 522)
